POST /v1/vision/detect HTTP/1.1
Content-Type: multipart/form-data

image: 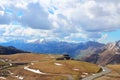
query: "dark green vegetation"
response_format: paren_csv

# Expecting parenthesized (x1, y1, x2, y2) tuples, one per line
(0, 45, 29, 55)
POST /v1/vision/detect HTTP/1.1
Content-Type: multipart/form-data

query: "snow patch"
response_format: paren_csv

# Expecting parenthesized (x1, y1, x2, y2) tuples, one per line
(27, 39, 48, 44)
(102, 68, 105, 71)
(31, 63, 34, 65)
(0, 77, 6, 80)
(19, 76, 24, 80)
(92, 74, 95, 75)
(82, 72, 88, 75)
(9, 63, 12, 66)
(15, 75, 24, 80)
(54, 63, 62, 66)
(73, 68, 79, 71)
(24, 66, 46, 74)
(81, 75, 86, 78)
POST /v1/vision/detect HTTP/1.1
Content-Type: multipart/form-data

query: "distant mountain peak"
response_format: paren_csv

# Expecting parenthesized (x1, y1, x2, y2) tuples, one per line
(27, 39, 49, 44)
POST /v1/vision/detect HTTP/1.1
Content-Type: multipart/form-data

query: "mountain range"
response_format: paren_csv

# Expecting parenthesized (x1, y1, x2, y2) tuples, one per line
(0, 39, 120, 65)
(0, 40, 104, 57)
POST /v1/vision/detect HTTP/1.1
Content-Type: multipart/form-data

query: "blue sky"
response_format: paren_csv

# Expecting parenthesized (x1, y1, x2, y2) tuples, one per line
(0, 0, 120, 43)
(104, 29, 120, 43)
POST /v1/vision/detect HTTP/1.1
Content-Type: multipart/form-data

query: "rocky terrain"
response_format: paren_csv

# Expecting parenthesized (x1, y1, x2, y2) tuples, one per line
(82, 40, 120, 65)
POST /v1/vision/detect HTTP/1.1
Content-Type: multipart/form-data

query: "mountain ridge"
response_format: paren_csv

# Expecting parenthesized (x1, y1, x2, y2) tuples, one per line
(0, 40, 104, 57)
(0, 40, 120, 65)
(82, 40, 120, 65)
(0, 45, 29, 55)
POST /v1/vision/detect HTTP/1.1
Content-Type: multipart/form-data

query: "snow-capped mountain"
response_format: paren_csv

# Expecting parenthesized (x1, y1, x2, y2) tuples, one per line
(0, 40, 104, 57)
(26, 39, 50, 44)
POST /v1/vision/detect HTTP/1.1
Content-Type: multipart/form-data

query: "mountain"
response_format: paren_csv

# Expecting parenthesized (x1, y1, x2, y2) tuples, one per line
(75, 41, 105, 58)
(26, 39, 49, 44)
(0, 45, 29, 55)
(1, 39, 120, 65)
(82, 40, 120, 65)
(0, 40, 104, 57)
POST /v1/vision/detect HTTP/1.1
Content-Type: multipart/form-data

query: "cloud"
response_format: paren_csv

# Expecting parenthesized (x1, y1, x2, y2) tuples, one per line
(97, 34, 108, 42)
(0, 0, 120, 42)
(0, 1, 52, 29)
(0, 6, 12, 24)
(20, 3, 52, 29)
(0, 24, 55, 42)
(47, 0, 120, 40)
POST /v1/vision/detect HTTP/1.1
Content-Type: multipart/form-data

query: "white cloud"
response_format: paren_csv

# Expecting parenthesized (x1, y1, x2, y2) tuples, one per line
(20, 3, 52, 29)
(0, 0, 52, 29)
(0, 0, 120, 42)
(97, 34, 108, 43)
(0, 24, 56, 42)
(43, 0, 120, 39)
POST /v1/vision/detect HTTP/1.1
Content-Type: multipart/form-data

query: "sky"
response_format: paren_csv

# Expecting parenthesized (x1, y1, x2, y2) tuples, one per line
(0, 0, 120, 43)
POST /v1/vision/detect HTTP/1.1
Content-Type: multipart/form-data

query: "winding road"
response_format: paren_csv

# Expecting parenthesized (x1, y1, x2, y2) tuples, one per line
(81, 67, 111, 80)
(25, 61, 111, 80)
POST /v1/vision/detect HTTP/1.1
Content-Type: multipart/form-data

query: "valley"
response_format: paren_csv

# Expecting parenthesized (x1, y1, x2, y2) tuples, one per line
(0, 40, 120, 80)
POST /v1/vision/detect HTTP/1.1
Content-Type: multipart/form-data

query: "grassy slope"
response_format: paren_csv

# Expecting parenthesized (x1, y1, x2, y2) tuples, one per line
(30, 60, 100, 74)
(30, 60, 100, 79)
(0, 53, 100, 80)
(0, 53, 62, 62)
